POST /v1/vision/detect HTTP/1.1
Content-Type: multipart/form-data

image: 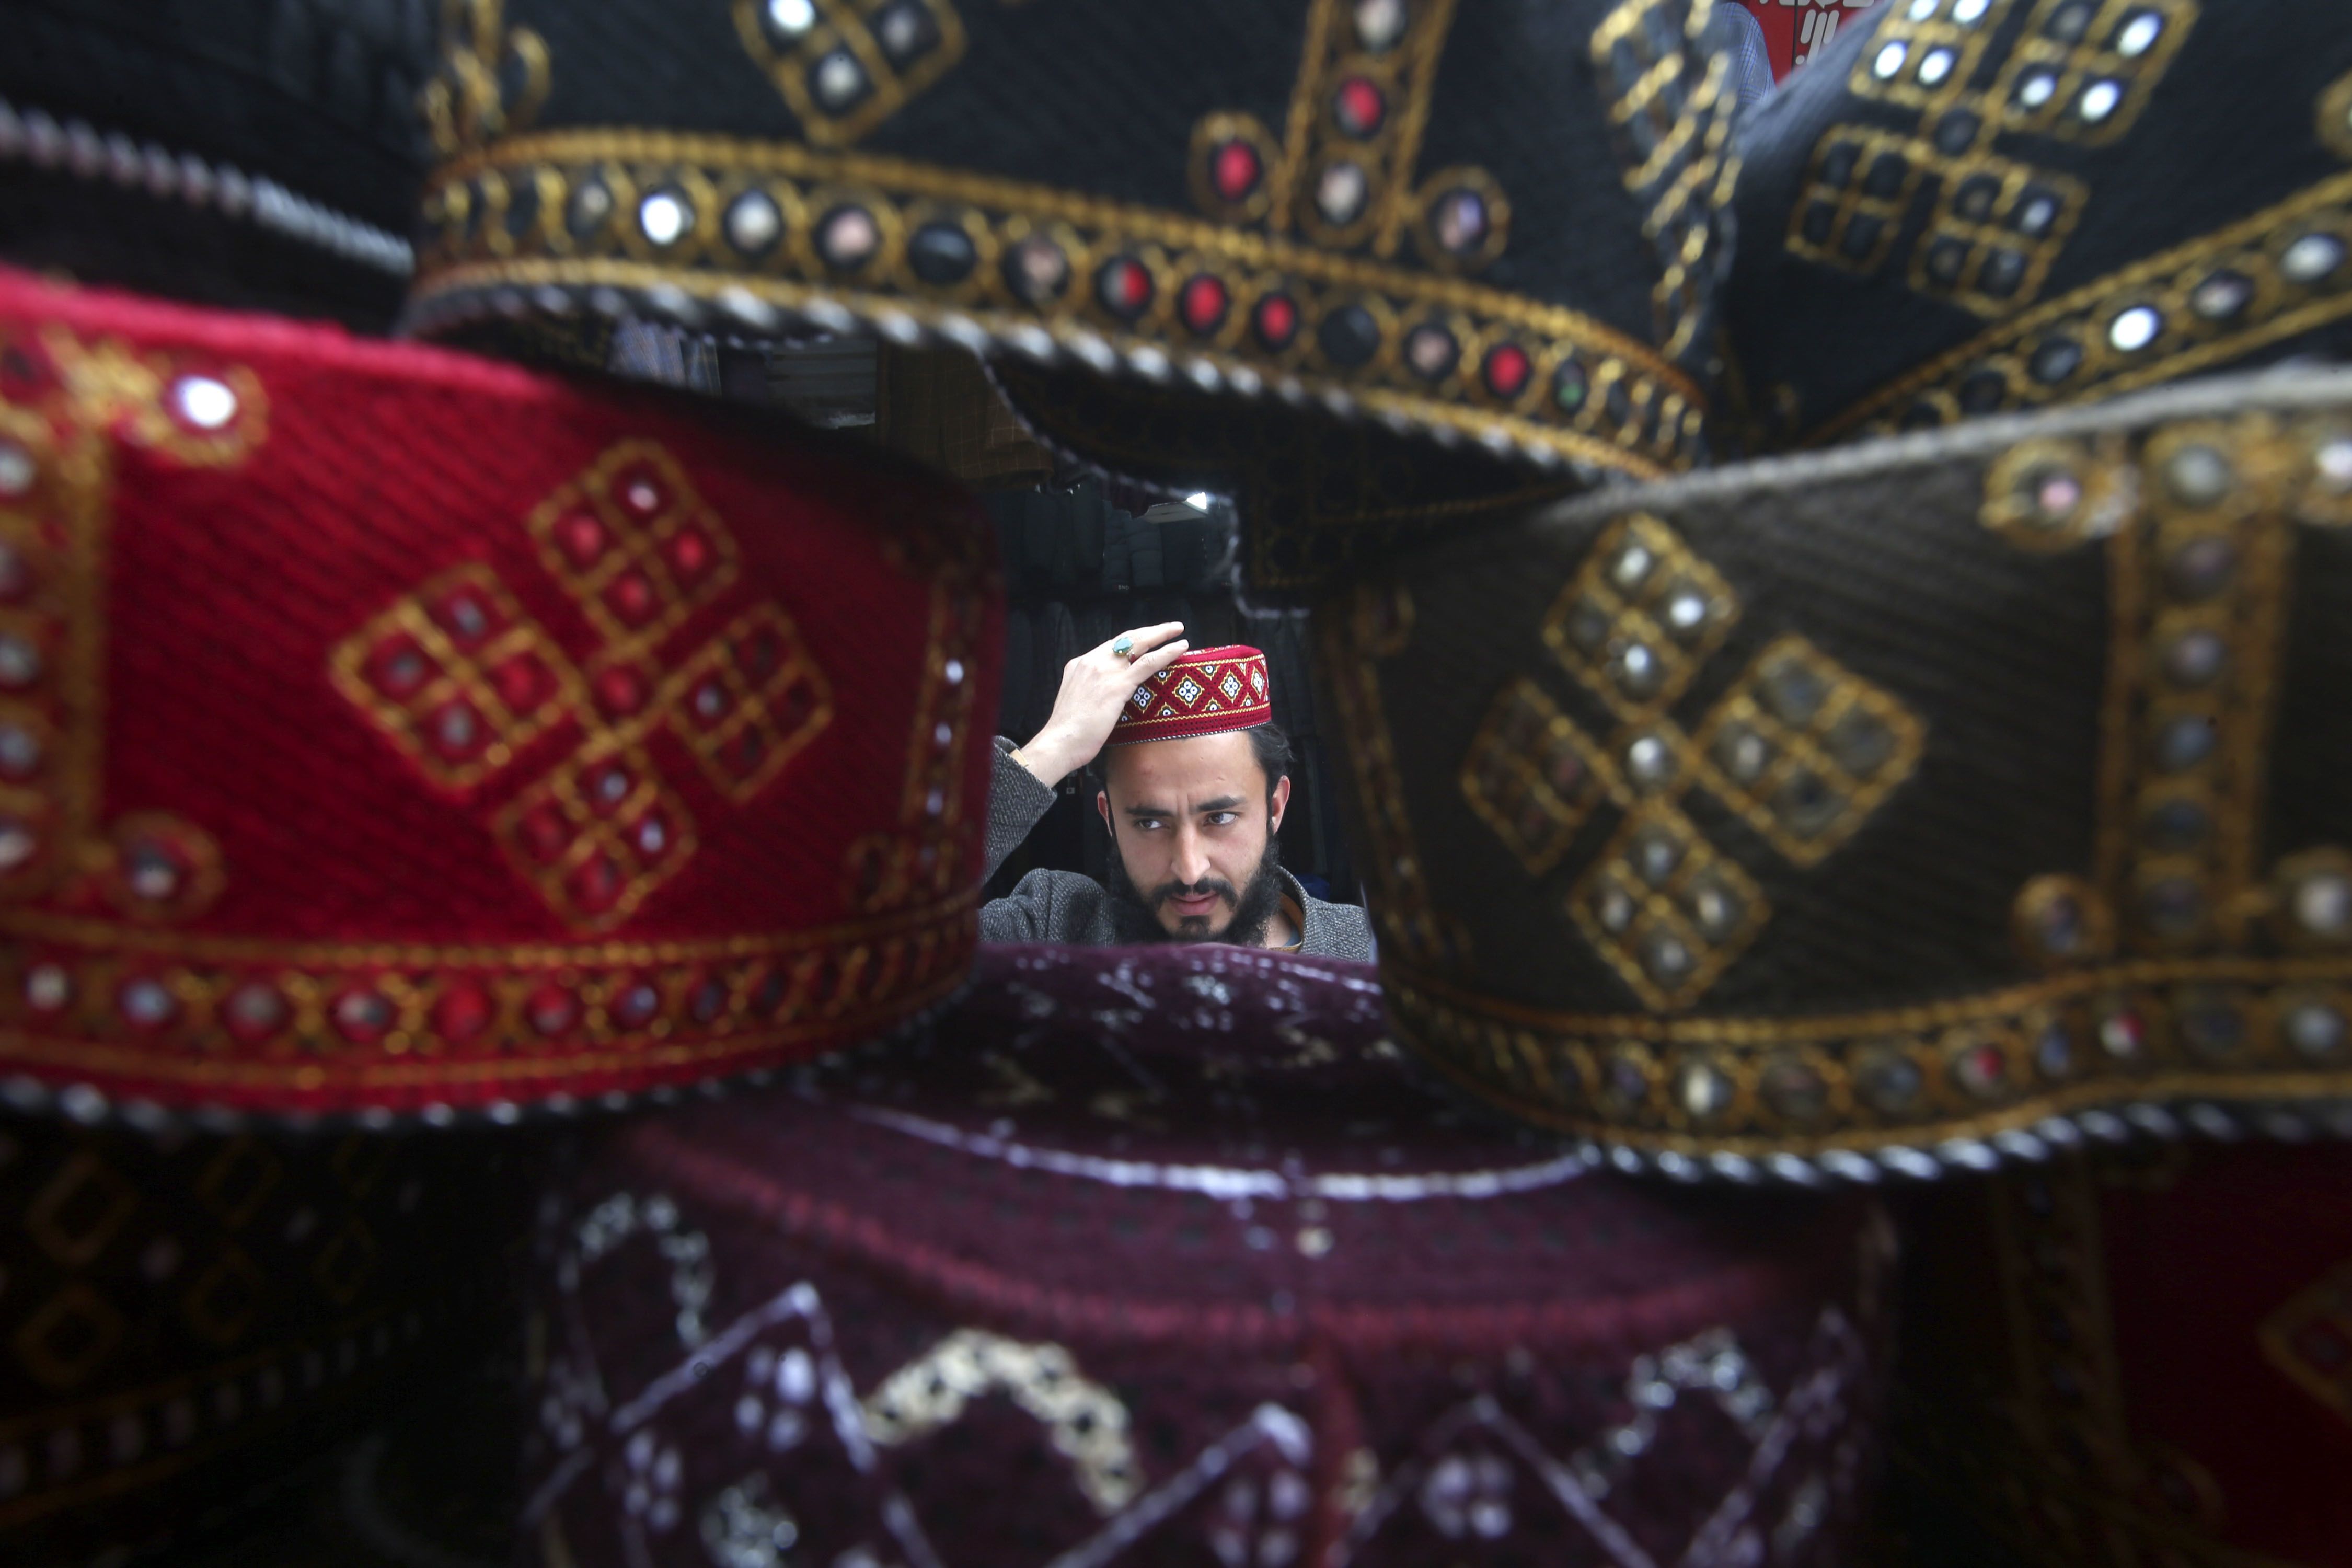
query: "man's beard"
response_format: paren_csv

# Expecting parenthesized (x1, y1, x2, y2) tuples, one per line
(1104, 832, 1288, 946)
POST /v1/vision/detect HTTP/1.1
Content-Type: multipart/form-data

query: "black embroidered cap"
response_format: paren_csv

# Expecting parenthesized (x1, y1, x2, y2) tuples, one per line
(401, 0, 1743, 583)
(0, 0, 426, 325)
(1724, 0, 2352, 451)
(1318, 365, 2352, 1181)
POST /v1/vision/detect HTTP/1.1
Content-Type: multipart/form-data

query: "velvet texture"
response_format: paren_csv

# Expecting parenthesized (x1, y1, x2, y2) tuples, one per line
(1894, 1142, 2352, 1567)
(0, 267, 1001, 1117)
(522, 944, 1890, 1567)
(1108, 644, 1273, 745)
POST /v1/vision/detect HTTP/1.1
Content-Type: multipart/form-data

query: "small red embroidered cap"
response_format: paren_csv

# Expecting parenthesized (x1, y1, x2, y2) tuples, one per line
(0, 267, 1002, 1120)
(1109, 644, 1272, 745)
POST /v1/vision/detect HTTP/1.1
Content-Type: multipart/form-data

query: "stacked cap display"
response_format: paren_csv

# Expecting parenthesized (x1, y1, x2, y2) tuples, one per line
(0, 5, 1002, 1563)
(524, 944, 1891, 1567)
(399, 0, 1745, 590)
(1724, 0, 2352, 449)
(1306, 0, 2352, 1181)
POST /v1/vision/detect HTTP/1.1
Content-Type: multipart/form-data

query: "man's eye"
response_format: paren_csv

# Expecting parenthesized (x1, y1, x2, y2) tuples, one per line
(1133, 817, 1166, 832)
(1205, 812, 1240, 827)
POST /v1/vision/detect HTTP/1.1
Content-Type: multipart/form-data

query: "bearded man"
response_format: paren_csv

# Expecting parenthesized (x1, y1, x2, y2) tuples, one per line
(981, 624, 1373, 956)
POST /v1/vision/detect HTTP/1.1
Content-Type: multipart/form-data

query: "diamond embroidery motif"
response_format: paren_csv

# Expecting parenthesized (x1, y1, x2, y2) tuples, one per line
(1785, 0, 2191, 316)
(332, 440, 833, 930)
(1463, 513, 1924, 1010)
(1175, 676, 1205, 706)
(1220, 673, 1244, 701)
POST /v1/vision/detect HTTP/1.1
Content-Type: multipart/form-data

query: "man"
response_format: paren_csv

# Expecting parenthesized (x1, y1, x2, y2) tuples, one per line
(982, 624, 1373, 957)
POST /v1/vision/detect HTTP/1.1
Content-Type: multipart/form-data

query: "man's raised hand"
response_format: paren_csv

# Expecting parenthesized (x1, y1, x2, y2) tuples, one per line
(1011, 623, 1188, 784)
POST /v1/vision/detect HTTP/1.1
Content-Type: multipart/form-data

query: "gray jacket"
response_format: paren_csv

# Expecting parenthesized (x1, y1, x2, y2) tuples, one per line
(979, 737, 1375, 960)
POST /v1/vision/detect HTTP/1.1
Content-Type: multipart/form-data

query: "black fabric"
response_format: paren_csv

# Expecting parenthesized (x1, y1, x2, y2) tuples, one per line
(1320, 367, 2352, 1160)
(0, 0, 431, 324)
(0, 0, 429, 228)
(407, 0, 1746, 592)
(1725, 0, 2352, 448)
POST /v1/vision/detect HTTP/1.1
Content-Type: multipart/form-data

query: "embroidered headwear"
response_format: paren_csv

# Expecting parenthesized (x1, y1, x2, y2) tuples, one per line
(1722, 0, 2352, 451)
(397, 0, 1746, 593)
(522, 944, 1893, 1568)
(1110, 645, 1272, 746)
(0, 267, 1000, 1121)
(1316, 365, 2352, 1182)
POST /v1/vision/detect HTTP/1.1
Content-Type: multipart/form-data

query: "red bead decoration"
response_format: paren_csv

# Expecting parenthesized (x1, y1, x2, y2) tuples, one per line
(554, 511, 607, 567)
(1334, 76, 1387, 137)
(666, 525, 717, 583)
(1253, 293, 1301, 350)
(1094, 257, 1154, 319)
(1482, 342, 1534, 399)
(604, 570, 659, 626)
(432, 982, 495, 1044)
(490, 652, 553, 711)
(1179, 275, 1230, 335)
(526, 983, 580, 1035)
(592, 664, 652, 719)
(1210, 139, 1262, 203)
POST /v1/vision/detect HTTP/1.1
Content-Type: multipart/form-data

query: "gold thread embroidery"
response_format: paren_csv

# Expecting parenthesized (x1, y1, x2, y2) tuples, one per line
(1461, 513, 1922, 1009)
(0, 328, 265, 925)
(1320, 581, 1468, 970)
(1593, 0, 1741, 356)
(423, 0, 550, 158)
(2258, 1259, 2352, 1425)
(861, 1330, 1138, 1514)
(2322, 69, 2352, 163)
(1791, 0, 2193, 321)
(330, 439, 834, 931)
(413, 127, 1702, 475)
(1385, 953, 2352, 1158)
(1459, 677, 1610, 877)
(1814, 168, 2352, 442)
(0, 891, 975, 1088)
(1979, 432, 2138, 548)
(730, 0, 969, 148)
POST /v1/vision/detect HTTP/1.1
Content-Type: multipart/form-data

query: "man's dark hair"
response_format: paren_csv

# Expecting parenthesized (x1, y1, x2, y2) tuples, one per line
(1246, 722, 1292, 796)
(1091, 722, 1292, 801)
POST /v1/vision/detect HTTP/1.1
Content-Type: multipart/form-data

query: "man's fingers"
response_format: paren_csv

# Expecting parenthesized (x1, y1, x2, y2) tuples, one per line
(1128, 637, 1191, 679)
(1100, 622, 1185, 661)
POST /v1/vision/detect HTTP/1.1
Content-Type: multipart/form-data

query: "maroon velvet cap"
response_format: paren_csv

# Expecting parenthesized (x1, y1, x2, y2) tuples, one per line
(521, 944, 1891, 1566)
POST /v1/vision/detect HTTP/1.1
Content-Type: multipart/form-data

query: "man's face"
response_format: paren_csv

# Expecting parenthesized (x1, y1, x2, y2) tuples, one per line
(1098, 729, 1292, 941)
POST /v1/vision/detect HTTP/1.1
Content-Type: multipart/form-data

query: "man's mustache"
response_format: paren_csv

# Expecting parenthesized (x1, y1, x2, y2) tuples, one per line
(1151, 878, 1237, 909)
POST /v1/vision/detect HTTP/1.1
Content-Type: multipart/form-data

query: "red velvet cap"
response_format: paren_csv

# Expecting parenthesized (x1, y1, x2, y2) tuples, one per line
(0, 268, 1001, 1120)
(1110, 643, 1272, 745)
(523, 944, 1890, 1567)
